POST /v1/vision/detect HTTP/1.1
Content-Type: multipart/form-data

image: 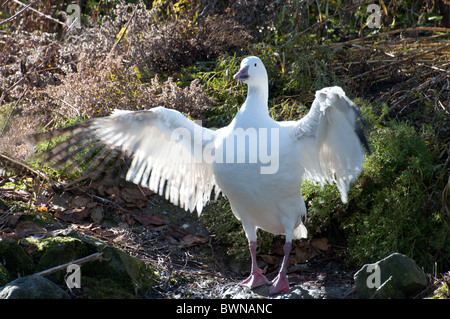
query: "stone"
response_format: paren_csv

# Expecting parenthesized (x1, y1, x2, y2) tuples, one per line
(354, 253, 427, 299)
(0, 275, 70, 299)
(0, 264, 10, 287)
(0, 238, 34, 275)
(55, 229, 155, 297)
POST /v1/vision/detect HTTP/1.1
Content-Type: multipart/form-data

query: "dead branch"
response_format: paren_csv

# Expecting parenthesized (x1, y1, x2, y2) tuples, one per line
(323, 27, 450, 49)
(108, 4, 138, 57)
(34, 252, 106, 277)
(0, 0, 38, 26)
(0, 153, 51, 183)
(11, 0, 65, 26)
(351, 43, 450, 80)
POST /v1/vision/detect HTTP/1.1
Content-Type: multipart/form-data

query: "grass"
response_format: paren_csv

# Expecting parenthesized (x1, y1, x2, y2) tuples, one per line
(1, 0, 449, 275)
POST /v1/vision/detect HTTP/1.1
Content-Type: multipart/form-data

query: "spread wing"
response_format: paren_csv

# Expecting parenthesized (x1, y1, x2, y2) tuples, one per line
(291, 86, 370, 203)
(34, 106, 220, 214)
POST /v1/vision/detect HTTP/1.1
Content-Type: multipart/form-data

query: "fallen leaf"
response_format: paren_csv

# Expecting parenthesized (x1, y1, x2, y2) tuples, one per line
(0, 229, 19, 240)
(37, 206, 48, 213)
(55, 208, 90, 222)
(106, 186, 120, 196)
(311, 238, 330, 251)
(260, 254, 280, 265)
(15, 221, 47, 238)
(293, 243, 314, 263)
(168, 226, 190, 240)
(0, 211, 22, 227)
(132, 213, 167, 226)
(70, 196, 92, 207)
(181, 233, 209, 247)
(168, 226, 209, 247)
(121, 188, 147, 202)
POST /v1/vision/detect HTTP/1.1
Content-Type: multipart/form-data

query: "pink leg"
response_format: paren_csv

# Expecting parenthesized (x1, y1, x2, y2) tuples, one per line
(269, 242, 292, 294)
(240, 241, 269, 288)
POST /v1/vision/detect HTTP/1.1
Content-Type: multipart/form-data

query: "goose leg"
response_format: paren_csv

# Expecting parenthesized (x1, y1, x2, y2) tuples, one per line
(269, 241, 291, 294)
(240, 241, 269, 288)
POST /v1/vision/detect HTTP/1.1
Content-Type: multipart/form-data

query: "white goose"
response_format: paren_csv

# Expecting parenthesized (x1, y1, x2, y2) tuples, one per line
(39, 56, 368, 294)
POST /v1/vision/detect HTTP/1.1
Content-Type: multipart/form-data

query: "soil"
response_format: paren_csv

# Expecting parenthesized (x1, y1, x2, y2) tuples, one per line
(101, 196, 357, 299)
(0, 175, 357, 299)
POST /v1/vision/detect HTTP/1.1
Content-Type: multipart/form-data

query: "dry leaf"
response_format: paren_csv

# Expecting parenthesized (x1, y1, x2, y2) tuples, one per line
(0, 211, 22, 227)
(181, 233, 209, 247)
(0, 229, 19, 240)
(260, 254, 280, 265)
(168, 226, 209, 247)
(311, 238, 330, 251)
(121, 188, 147, 202)
(55, 208, 90, 222)
(293, 243, 314, 263)
(15, 221, 47, 238)
(70, 196, 92, 207)
(132, 213, 166, 226)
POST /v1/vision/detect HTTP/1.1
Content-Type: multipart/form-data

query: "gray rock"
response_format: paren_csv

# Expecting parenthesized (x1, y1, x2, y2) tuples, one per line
(0, 275, 70, 299)
(221, 284, 267, 299)
(354, 253, 427, 299)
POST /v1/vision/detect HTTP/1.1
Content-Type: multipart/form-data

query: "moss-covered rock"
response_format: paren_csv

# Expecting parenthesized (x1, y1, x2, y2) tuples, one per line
(23, 236, 91, 283)
(1, 229, 157, 298)
(0, 264, 10, 287)
(0, 238, 34, 276)
(48, 229, 157, 298)
(0, 275, 70, 299)
(354, 253, 427, 299)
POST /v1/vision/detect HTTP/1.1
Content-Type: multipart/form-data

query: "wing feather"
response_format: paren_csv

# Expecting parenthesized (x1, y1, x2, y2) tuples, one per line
(291, 86, 369, 203)
(34, 106, 220, 214)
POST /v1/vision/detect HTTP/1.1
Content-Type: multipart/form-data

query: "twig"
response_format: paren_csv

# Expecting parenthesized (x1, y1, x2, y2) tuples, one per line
(0, 0, 38, 26)
(108, 4, 138, 56)
(323, 27, 450, 49)
(0, 153, 51, 183)
(11, 0, 65, 26)
(58, 98, 81, 117)
(34, 252, 105, 277)
(0, 85, 29, 137)
(351, 43, 450, 80)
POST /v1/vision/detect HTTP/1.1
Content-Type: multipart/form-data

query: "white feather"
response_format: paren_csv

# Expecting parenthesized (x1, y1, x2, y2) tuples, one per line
(44, 57, 368, 294)
(90, 107, 220, 215)
(291, 86, 365, 203)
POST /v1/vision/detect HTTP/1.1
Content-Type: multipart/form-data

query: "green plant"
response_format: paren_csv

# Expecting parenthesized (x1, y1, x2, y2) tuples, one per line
(304, 105, 449, 272)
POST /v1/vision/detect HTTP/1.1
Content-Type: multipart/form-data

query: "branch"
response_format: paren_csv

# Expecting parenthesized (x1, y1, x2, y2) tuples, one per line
(108, 4, 138, 57)
(0, 153, 51, 183)
(11, 0, 66, 26)
(0, 0, 38, 26)
(323, 27, 450, 49)
(34, 252, 105, 277)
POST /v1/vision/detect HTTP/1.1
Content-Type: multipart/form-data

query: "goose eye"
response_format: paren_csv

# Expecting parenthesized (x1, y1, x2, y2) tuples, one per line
(254, 63, 257, 67)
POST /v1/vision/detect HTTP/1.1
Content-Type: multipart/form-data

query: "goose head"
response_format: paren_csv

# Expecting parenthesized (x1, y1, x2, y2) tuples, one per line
(234, 56, 268, 94)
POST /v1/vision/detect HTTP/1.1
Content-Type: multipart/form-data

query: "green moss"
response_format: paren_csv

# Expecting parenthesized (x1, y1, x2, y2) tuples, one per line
(304, 104, 449, 272)
(80, 277, 137, 299)
(0, 263, 11, 286)
(428, 282, 450, 299)
(23, 236, 91, 283)
(0, 239, 35, 276)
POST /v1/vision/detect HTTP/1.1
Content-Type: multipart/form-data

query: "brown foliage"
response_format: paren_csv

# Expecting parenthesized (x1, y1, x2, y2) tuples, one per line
(0, 1, 252, 159)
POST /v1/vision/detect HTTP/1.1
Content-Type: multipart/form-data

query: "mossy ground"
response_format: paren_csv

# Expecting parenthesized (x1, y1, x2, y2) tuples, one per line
(0, 0, 448, 297)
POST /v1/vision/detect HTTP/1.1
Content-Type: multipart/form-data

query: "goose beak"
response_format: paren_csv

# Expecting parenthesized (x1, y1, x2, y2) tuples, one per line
(233, 65, 249, 81)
